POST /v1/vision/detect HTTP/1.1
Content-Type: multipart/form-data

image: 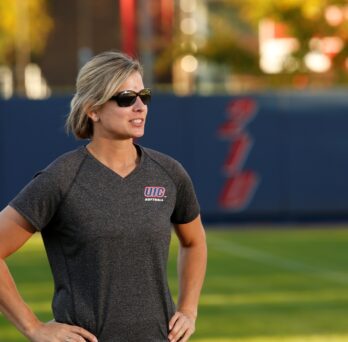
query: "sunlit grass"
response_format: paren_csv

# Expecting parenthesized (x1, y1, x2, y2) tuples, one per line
(195, 336, 348, 342)
(0, 235, 53, 341)
(1, 227, 348, 341)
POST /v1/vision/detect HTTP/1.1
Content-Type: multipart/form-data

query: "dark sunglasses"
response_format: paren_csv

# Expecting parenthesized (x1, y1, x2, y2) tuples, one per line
(109, 88, 151, 107)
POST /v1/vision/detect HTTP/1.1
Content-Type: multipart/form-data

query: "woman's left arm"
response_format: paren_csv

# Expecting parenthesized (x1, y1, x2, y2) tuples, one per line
(168, 214, 207, 342)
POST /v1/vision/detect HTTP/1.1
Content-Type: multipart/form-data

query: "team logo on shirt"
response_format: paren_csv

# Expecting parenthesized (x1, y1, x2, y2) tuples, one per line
(144, 186, 166, 202)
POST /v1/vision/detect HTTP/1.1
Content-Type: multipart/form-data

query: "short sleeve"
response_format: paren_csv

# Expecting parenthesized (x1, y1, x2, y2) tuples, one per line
(170, 164, 200, 224)
(9, 171, 63, 231)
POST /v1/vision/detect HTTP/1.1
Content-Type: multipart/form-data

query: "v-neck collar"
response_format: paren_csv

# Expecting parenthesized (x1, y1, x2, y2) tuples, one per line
(82, 144, 144, 181)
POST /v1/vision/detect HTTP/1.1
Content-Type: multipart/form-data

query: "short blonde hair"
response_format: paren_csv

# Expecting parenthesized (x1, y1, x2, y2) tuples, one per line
(66, 51, 143, 139)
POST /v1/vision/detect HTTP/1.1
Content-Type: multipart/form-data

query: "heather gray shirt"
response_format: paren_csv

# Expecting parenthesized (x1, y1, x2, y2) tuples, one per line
(10, 145, 200, 342)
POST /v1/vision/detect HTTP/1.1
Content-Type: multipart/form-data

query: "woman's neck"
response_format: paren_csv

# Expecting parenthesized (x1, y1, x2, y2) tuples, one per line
(86, 138, 139, 177)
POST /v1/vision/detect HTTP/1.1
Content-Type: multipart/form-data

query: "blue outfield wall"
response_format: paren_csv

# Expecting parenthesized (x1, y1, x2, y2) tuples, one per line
(1, 92, 348, 223)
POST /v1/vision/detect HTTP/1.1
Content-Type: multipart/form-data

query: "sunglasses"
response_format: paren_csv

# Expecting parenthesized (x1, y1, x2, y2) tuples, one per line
(109, 88, 152, 107)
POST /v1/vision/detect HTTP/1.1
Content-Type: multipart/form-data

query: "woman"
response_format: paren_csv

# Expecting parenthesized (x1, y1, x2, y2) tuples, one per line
(0, 51, 207, 342)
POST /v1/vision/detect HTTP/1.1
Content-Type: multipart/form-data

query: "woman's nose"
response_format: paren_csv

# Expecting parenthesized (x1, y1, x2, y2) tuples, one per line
(133, 96, 146, 110)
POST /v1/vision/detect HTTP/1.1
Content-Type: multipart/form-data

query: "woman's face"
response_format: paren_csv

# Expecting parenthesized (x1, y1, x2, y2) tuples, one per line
(90, 72, 148, 141)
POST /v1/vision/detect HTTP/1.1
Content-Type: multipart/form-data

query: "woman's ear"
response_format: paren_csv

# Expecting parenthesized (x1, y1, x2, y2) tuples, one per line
(87, 109, 100, 122)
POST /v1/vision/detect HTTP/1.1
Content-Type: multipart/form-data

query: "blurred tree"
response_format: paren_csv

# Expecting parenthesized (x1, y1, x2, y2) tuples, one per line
(156, 0, 348, 90)
(208, 0, 348, 84)
(0, 0, 53, 95)
(229, 0, 348, 50)
(198, 5, 259, 74)
(154, 1, 260, 86)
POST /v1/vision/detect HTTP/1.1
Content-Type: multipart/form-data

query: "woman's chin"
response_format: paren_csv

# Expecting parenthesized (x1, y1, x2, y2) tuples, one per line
(132, 130, 145, 138)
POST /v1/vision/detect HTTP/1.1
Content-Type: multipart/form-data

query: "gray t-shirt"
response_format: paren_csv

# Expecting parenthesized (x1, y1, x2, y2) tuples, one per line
(10, 145, 200, 342)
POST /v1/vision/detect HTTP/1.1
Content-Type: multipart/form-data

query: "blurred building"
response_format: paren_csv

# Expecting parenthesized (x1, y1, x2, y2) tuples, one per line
(40, 0, 120, 93)
(35, 0, 178, 93)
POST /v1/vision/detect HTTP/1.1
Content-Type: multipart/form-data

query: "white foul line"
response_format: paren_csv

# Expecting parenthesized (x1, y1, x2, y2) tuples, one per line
(208, 236, 348, 285)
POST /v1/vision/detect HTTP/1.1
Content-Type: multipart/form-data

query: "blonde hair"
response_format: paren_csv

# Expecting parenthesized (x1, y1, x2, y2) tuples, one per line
(66, 51, 143, 139)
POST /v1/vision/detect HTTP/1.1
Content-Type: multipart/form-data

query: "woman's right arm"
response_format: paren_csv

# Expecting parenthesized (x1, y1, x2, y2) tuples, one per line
(0, 206, 98, 342)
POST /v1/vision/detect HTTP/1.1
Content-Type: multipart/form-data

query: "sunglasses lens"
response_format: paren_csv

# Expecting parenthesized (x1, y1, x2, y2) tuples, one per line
(139, 89, 151, 105)
(117, 93, 137, 107)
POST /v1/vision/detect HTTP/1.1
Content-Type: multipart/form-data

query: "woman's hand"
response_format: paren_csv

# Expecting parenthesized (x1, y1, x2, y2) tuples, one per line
(168, 310, 196, 342)
(27, 321, 98, 342)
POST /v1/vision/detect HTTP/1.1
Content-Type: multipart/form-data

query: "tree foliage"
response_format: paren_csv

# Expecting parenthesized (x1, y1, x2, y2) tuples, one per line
(0, 0, 53, 64)
(198, 5, 259, 74)
(205, 0, 348, 77)
(155, 0, 348, 87)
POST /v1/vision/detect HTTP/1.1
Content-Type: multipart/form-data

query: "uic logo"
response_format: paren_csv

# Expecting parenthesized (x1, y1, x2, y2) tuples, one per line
(144, 186, 166, 198)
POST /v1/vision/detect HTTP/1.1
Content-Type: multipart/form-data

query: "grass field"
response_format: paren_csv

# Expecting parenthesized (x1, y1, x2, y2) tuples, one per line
(1, 226, 348, 341)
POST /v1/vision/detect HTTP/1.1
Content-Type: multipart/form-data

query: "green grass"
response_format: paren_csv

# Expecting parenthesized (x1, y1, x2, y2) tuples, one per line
(1, 226, 348, 341)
